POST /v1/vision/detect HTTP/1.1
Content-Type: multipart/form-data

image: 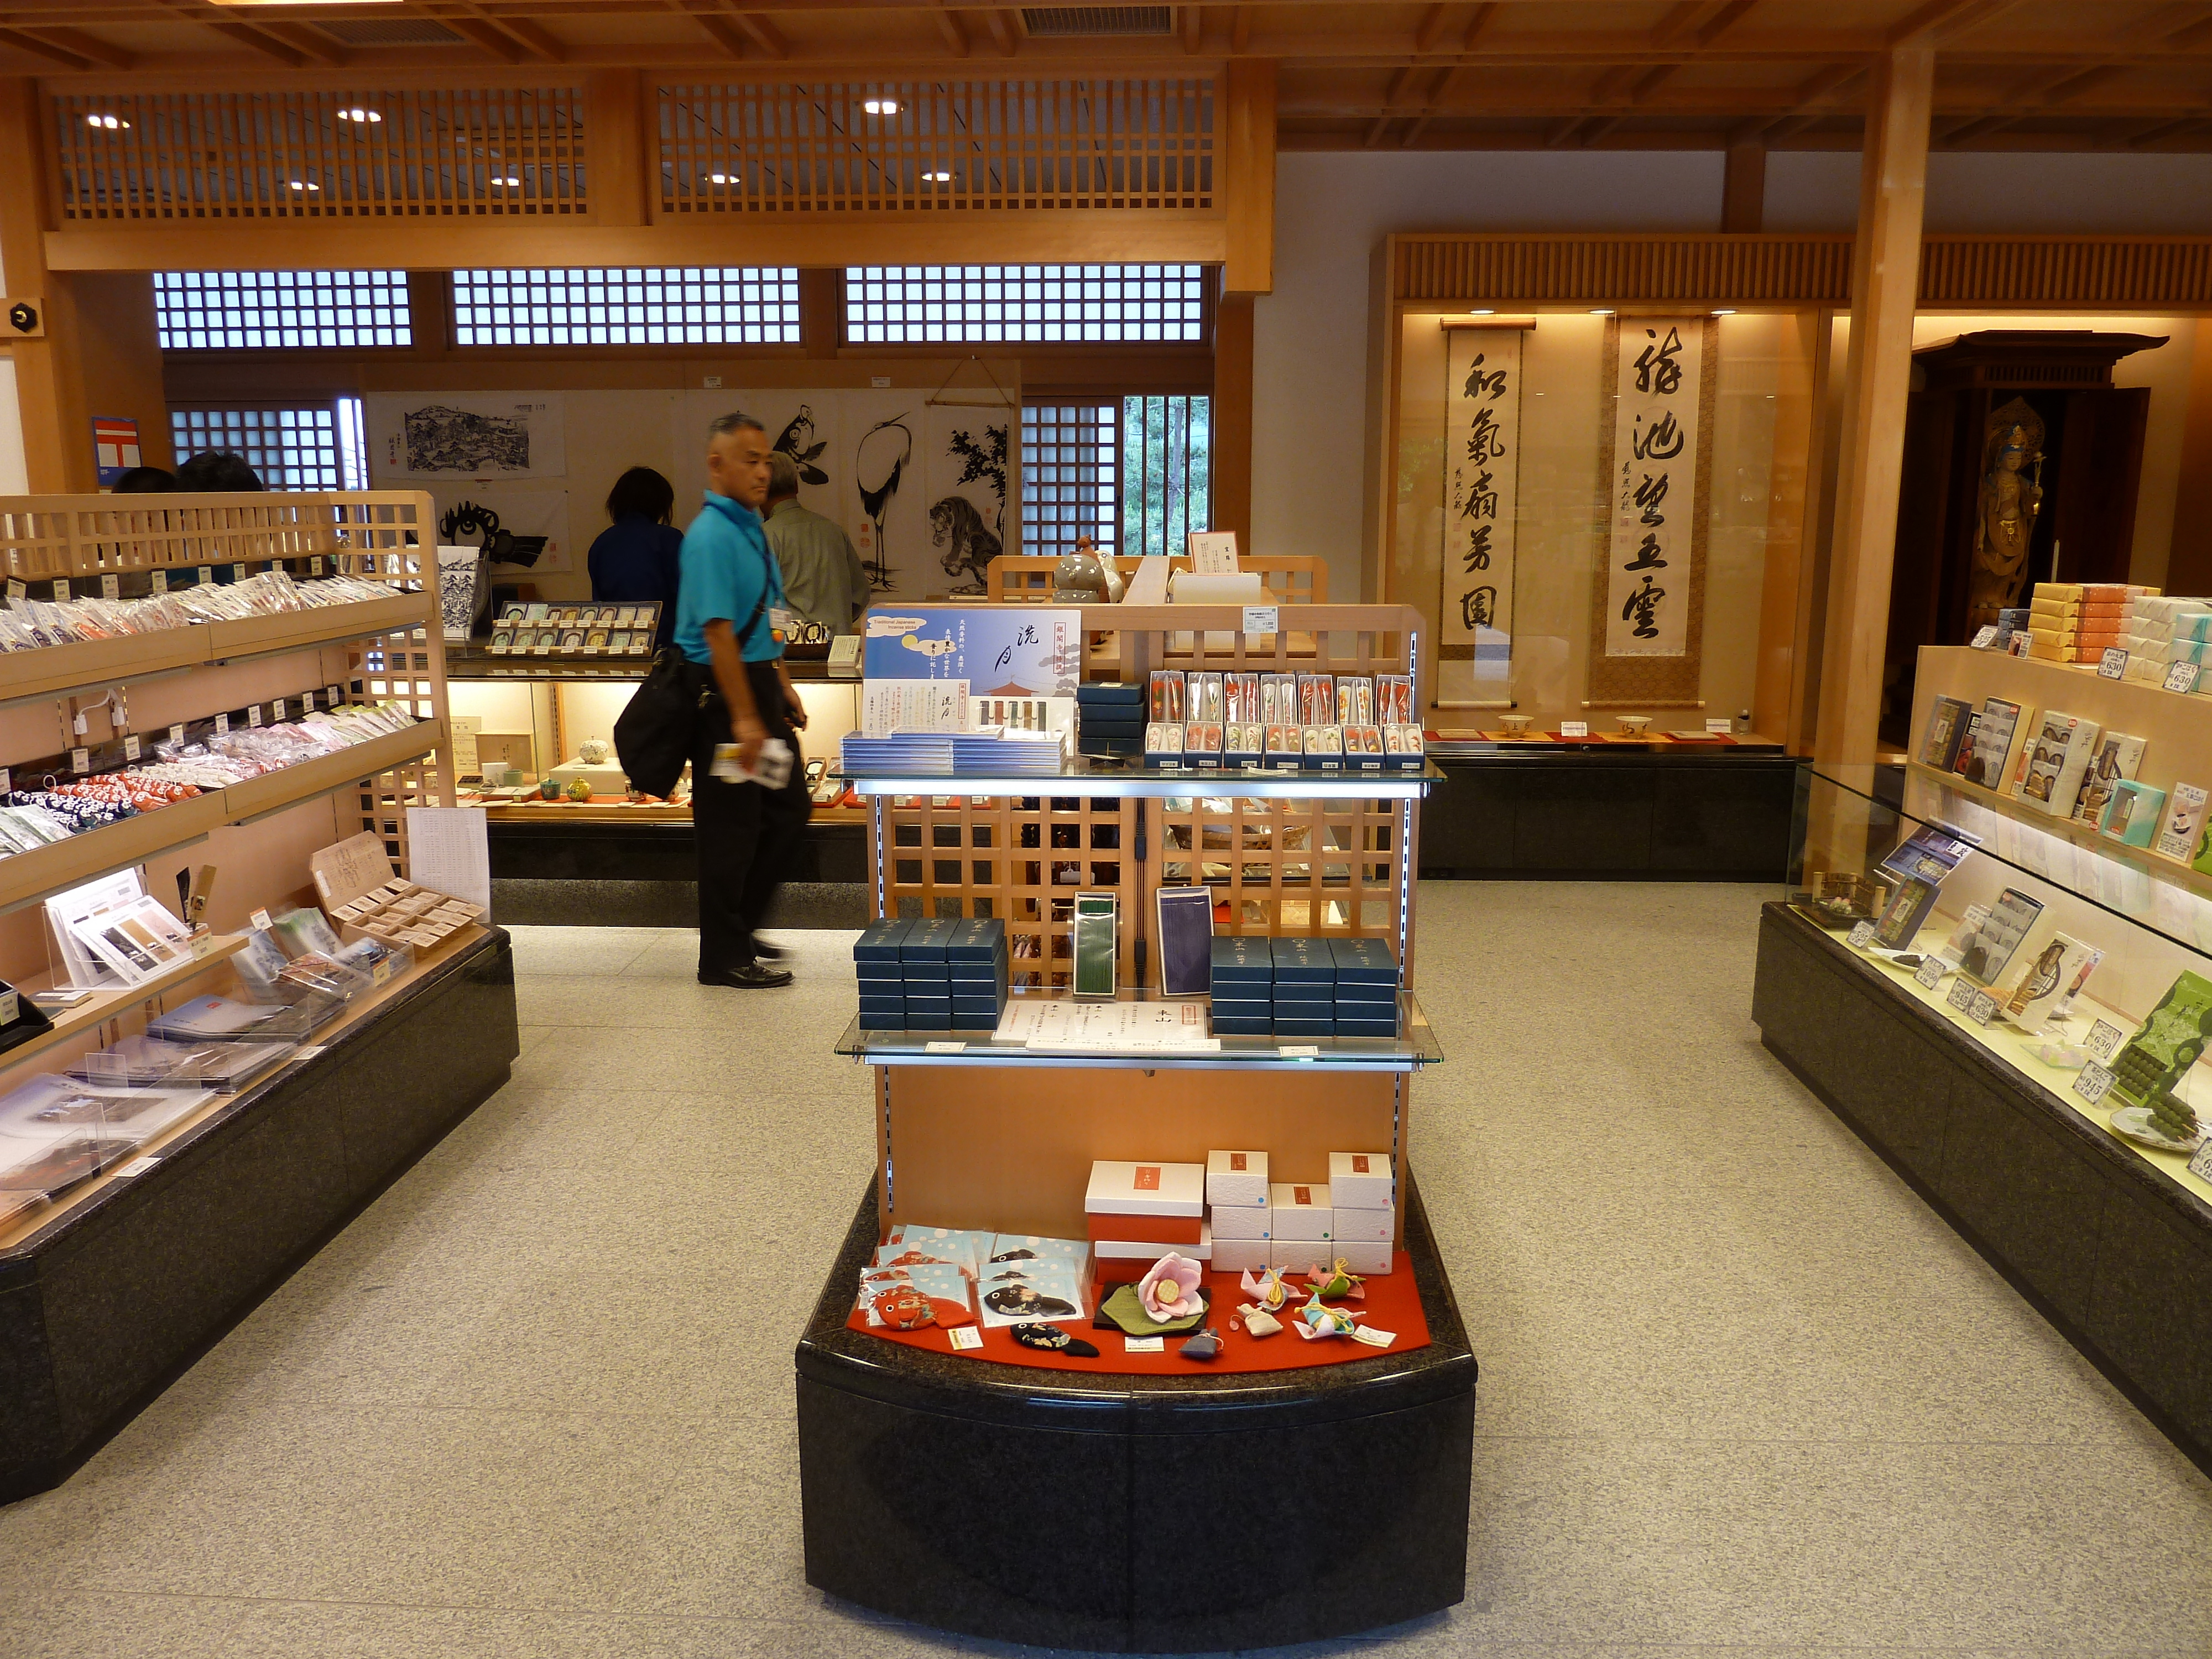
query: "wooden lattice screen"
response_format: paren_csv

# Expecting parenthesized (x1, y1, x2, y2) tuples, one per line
(46, 86, 587, 222)
(656, 79, 1213, 216)
(988, 555, 1327, 605)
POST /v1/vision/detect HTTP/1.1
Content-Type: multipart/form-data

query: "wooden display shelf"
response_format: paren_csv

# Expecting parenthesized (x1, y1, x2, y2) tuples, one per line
(0, 921, 489, 1253)
(0, 792, 229, 915)
(222, 718, 444, 822)
(0, 931, 249, 1080)
(204, 592, 429, 662)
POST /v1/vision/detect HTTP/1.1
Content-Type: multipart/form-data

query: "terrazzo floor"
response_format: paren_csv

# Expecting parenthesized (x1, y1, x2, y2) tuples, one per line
(3, 881, 2210, 1658)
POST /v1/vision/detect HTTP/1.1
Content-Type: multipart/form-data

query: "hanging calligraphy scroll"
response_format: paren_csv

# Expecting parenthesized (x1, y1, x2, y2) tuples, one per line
(1587, 315, 1717, 707)
(1441, 326, 1524, 689)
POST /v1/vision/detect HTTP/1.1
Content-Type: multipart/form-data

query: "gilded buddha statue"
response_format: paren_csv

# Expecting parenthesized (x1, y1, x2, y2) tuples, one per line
(1964, 400, 2046, 633)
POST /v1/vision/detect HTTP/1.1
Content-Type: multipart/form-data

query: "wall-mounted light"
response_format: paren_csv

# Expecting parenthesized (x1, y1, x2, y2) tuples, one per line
(863, 98, 899, 115)
(924, 170, 951, 182)
(1712, 307, 1738, 316)
(86, 113, 129, 131)
(337, 107, 383, 124)
(1589, 308, 1614, 316)
(1467, 307, 1495, 315)
(493, 175, 522, 186)
(708, 172, 737, 184)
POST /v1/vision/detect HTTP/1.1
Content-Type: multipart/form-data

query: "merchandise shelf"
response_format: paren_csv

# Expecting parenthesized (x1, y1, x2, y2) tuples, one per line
(221, 718, 444, 822)
(0, 931, 249, 1077)
(833, 989, 1443, 1071)
(205, 592, 429, 663)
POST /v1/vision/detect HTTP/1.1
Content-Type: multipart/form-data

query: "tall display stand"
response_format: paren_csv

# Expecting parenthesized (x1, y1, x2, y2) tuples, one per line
(0, 492, 520, 1500)
(795, 604, 1477, 1652)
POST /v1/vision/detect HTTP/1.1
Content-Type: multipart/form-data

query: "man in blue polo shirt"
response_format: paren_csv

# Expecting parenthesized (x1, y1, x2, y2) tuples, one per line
(675, 411, 813, 989)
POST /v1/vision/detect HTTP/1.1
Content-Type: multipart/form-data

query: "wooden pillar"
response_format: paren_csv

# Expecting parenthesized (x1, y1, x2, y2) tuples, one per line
(1222, 59, 1276, 296)
(1212, 290, 1253, 547)
(799, 269, 842, 359)
(1722, 136, 1766, 233)
(2167, 321, 2212, 595)
(583, 70, 650, 228)
(1813, 48, 1933, 768)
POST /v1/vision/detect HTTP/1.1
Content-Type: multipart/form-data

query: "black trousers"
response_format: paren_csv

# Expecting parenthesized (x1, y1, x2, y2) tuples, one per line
(686, 659, 813, 972)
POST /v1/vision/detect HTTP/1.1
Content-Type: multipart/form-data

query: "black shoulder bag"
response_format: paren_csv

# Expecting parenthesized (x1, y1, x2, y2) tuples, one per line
(612, 556, 773, 797)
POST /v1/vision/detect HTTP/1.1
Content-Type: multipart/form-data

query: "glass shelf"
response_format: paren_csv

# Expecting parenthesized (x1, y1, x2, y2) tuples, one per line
(834, 989, 1444, 1071)
(847, 760, 1441, 801)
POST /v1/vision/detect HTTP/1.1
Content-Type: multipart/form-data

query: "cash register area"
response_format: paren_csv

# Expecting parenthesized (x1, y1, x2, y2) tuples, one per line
(0, 880, 2206, 1659)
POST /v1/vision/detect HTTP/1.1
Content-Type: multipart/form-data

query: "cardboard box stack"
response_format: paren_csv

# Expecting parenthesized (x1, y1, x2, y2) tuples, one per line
(1271, 936, 1335, 1037)
(2120, 594, 2212, 686)
(1206, 1148, 1271, 1274)
(1076, 681, 1146, 759)
(1209, 935, 1272, 1034)
(1086, 1160, 1210, 1283)
(854, 916, 912, 1029)
(2027, 581, 2153, 664)
(1328, 1150, 1396, 1275)
(1268, 1180, 1333, 1269)
(1330, 938, 1400, 1037)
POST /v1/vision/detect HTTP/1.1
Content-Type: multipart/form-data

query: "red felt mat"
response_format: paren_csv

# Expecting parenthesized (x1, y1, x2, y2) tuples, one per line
(844, 1256, 1432, 1374)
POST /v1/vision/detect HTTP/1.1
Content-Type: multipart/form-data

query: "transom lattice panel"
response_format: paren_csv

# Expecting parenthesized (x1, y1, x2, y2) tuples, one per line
(0, 491, 434, 584)
(658, 80, 1213, 216)
(48, 87, 586, 222)
(1156, 794, 1401, 945)
(880, 793, 1140, 990)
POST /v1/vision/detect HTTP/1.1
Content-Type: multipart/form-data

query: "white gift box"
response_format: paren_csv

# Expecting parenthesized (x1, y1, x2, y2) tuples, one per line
(1328, 1151, 1394, 1209)
(1334, 1239, 1392, 1275)
(1206, 1149, 1270, 1208)
(1269, 1182, 1333, 1240)
(1086, 1160, 1206, 1218)
(1094, 1223, 1212, 1262)
(1208, 1198, 1271, 1240)
(1329, 1202, 1394, 1244)
(1269, 1238, 1335, 1271)
(1211, 1238, 1271, 1274)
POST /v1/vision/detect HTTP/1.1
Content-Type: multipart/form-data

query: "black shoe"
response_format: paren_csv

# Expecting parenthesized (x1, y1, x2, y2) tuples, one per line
(697, 962, 794, 989)
(744, 936, 788, 962)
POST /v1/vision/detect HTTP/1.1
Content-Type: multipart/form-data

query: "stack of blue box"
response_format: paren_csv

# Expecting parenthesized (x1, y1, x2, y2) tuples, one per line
(1330, 938, 1401, 1037)
(855, 917, 914, 1029)
(1077, 681, 1146, 759)
(898, 917, 960, 1029)
(1271, 937, 1337, 1037)
(1208, 936, 1273, 1034)
(947, 917, 1010, 1030)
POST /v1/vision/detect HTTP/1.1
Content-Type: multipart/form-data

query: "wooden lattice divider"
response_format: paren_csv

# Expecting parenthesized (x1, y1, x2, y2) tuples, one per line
(988, 555, 1328, 606)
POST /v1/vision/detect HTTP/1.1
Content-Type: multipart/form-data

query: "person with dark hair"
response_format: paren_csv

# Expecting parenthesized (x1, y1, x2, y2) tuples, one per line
(111, 466, 177, 494)
(587, 465, 683, 648)
(175, 451, 265, 492)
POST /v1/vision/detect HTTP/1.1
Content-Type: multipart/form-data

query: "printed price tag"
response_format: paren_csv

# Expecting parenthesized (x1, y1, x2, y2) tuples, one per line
(1846, 921, 1877, 950)
(1968, 990, 1999, 1026)
(1915, 957, 1947, 990)
(1705, 717, 1734, 734)
(196, 565, 212, 586)
(1970, 625, 1999, 649)
(309, 556, 324, 576)
(371, 957, 394, 987)
(122, 734, 139, 761)
(100, 573, 119, 601)
(214, 712, 229, 735)
(300, 691, 314, 712)
(112, 1156, 160, 1181)
(0, 988, 16, 1026)
(269, 698, 285, 722)
(231, 562, 248, 583)
(2073, 1060, 2116, 1107)
(2086, 1019, 2125, 1061)
(1561, 720, 1589, 738)
(1279, 1044, 1322, 1057)
(249, 907, 273, 931)
(2165, 661, 2201, 695)
(947, 1326, 984, 1352)
(1946, 979, 1979, 1014)
(190, 931, 218, 959)
(292, 1046, 326, 1063)
(2099, 648, 2130, 679)
(69, 747, 87, 775)
(51, 579, 69, 602)
(1350, 1324, 1396, 1348)
(1123, 1336, 1165, 1353)
(924, 1040, 966, 1053)
(4, 580, 21, 601)
(0, 769, 11, 797)
(326, 684, 342, 705)
(168, 723, 183, 745)
(247, 705, 262, 728)
(1241, 604, 1279, 638)
(2190, 1139, 2212, 1183)
(149, 569, 166, 595)
(531, 642, 551, 656)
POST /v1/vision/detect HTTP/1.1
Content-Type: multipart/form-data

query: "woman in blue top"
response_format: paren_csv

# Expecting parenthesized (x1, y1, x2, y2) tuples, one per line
(586, 467, 684, 648)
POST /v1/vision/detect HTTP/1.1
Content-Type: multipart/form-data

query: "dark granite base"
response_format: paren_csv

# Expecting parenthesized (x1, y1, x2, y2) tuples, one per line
(1754, 902, 2212, 1474)
(493, 878, 869, 929)
(490, 819, 869, 926)
(795, 1172, 1477, 1651)
(1424, 753, 1797, 879)
(0, 929, 520, 1503)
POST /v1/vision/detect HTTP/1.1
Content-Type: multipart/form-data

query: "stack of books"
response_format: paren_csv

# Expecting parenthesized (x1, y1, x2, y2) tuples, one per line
(840, 731, 956, 774)
(1076, 682, 1145, 759)
(946, 727, 1067, 775)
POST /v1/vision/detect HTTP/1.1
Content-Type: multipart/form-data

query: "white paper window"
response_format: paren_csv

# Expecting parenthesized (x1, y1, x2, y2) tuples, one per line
(848, 265, 1205, 344)
(450, 267, 801, 345)
(1021, 395, 1211, 561)
(1022, 403, 1119, 560)
(170, 399, 368, 491)
(154, 271, 410, 351)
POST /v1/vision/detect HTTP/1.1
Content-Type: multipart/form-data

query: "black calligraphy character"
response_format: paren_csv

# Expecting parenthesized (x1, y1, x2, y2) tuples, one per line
(1631, 326, 1685, 397)
(1460, 587, 1498, 630)
(1460, 469, 1499, 521)
(1620, 573, 1667, 640)
(1465, 406, 1507, 466)
(1462, 353, 1509, 401)
(1633, 472, 1669, 526)
(1463, 525, 1493, 572)
(1622, 533, 1667, 572)
(1631, 409, 1684, 461)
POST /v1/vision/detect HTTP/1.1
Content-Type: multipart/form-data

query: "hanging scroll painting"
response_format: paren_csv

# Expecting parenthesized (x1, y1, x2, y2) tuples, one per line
(1441, 326, 1523, 691)
(1588, 316, 1717, 706)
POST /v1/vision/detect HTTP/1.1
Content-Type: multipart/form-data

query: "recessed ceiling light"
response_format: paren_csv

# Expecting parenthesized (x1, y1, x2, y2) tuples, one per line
(337, 107, 382, 124)
(86, 113, 129, 131)
(1589, 307, 1614, 315)
(708, 172, 737, 184)
(863, 98, 899, 115)
(925, 170, 951, 182)
(1711, 307, 1737, 316)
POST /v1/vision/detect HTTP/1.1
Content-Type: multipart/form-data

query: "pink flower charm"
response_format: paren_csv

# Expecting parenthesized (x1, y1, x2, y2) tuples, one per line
(1138, 1251, 1203, 1321)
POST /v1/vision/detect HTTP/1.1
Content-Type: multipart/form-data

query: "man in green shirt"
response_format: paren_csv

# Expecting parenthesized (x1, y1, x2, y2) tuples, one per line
(761, 451, 870, 633)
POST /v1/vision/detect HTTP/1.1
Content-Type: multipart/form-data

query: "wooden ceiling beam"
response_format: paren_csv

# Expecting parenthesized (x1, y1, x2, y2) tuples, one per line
(1230, 5, 1250, 53)
(980, 6, 1016, 55)
(735, 12, 791, 59)
(1182, 4, 1203, 54)
(1413, 4, 1455, 55)
(1886, 0, 2020, 46)
(443, 17, 528, 64)
(1361, 64, 1417, 147)
(1462, 4, 1499, 52)
(667, 0, 748, 57)
(933, 4, 969, 57)
(18, 27, 134, 70)
(0, 28, 93, 70)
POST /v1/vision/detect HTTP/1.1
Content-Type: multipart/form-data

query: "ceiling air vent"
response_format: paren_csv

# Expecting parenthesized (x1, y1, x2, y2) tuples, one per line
(1020, 7, 1175, 36)
(317, 19, 467, 46)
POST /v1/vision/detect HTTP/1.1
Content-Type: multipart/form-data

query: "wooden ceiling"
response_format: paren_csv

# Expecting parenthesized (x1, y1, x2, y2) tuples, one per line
(1, 1, 2208, 153)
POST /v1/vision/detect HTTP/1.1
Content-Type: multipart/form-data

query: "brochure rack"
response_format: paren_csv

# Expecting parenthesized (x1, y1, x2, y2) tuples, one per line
(0, 492, 519, 1501)
(796, 603, 1478, 1651)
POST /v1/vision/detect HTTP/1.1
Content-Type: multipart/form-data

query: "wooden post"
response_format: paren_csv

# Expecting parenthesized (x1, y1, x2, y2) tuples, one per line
(1223, 59, 1276, 296)
(584, 71, 651, 228)
(2168, 321, 2212, 595)
(1722, 136, 1766, 233)
(1212, 291, 1254, 550)
(1814, 48, 1933, 768)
